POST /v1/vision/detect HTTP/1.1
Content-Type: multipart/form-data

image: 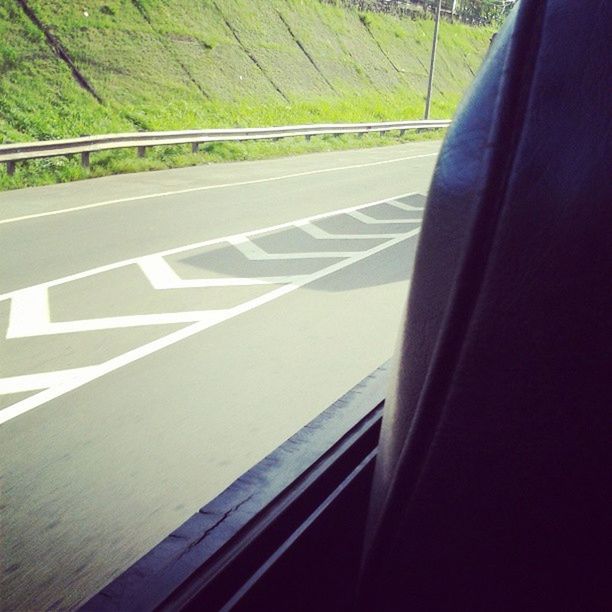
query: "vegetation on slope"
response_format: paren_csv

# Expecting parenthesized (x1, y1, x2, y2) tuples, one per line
(0, 0, 493, 189)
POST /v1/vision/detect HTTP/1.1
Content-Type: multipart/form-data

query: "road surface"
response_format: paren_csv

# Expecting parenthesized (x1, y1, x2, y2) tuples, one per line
(0, 140, 440, 610)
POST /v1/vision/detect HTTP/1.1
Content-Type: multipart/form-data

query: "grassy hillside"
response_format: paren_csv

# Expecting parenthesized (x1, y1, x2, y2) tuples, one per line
(0, 0, 492, 189)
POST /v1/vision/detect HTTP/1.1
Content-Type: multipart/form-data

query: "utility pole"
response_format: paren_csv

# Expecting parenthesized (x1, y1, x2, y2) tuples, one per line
(424, 0, 443, 119)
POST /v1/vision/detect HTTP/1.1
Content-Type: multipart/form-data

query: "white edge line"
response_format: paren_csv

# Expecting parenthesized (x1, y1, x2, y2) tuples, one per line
(0, 152, 436, 226)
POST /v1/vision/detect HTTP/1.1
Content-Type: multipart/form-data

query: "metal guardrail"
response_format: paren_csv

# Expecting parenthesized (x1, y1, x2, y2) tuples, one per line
(0, 119, 450, 176)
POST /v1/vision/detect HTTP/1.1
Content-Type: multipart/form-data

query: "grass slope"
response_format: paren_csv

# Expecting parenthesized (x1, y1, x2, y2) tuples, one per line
(0, 0, 493, 190)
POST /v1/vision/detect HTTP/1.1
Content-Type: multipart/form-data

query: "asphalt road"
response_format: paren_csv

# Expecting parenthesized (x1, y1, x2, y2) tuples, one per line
(0, 140, 440, 610)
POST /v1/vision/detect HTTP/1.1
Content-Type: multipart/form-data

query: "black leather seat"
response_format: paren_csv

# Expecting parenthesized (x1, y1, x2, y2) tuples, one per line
(358, 1, 611, 610)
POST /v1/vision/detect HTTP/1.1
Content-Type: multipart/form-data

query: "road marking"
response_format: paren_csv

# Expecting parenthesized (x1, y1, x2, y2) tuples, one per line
(7, 309, 228, 338)
(0, 192, 420, 301)
(0, 193, 424, 425)
(0, 368, 99, 394)
(348, 210, 422, 224)
(295, 221, 398, 240)
(0, 230, 420, 425)
(0, 153, 436, 225)
(5, 283, 228, 338)
(6, 286, 50, 338)
(138, 255, 303, 288)
(228, 235, 359, 260)
(387, 198, 425, 212)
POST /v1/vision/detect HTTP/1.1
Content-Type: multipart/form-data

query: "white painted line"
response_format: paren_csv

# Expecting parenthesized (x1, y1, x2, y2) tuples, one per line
(0, 226, 420, 425)
(7, 310, 228, 339)
(0, 192, 419, 302)
(6, 286, 50, 338)
(228, 235, 359, 260)
(3, 253, 230, 339)
(138, 255, 188, 288)
(387, 198, 425, 212)
(138, 255, 300, 288)
(348, 210, 422, 224)
(294, 221, 399, 240)
(0, 367, 98, 394)
(0, 153, 436, 225)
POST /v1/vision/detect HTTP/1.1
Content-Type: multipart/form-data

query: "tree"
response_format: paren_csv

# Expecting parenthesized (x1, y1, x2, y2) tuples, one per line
(455, 0, 515, 25)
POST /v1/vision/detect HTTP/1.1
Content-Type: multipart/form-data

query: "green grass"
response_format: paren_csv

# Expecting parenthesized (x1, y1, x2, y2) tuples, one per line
(0, 0, 493, 190)
(0, 128, 445, 190)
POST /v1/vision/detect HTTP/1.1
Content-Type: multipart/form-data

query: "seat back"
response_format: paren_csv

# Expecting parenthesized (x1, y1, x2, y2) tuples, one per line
(359, 1, 612, 609)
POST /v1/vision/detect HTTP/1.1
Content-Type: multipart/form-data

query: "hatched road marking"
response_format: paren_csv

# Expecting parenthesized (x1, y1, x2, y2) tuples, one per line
(348, 210, 422, 224)
(0, 193, 425, 425)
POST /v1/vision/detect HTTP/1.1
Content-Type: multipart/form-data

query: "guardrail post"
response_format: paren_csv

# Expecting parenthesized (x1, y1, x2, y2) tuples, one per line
(305, 135, 312, 141)
(399, 129, 406, 136)
(137, 146, 146, 158)
(81, 151, 90, 169)
(380, 131, 387, 137)
(7, 160, 16, 176)
(191, 143, 199, 153)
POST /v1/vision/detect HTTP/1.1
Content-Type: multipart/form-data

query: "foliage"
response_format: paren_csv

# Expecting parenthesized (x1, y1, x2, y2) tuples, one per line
(0, 0, 493, 190)
(456, 0, 514, 25)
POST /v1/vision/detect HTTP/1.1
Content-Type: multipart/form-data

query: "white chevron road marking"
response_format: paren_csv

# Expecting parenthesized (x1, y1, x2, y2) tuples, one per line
(348, 210, 422, 224)
(1, 192, 424, 425)
(387, 198, 425, 212)
(6, 280, 227, 339)
(0, 192, 420, 302)
(7, 309, 227, 338)
(6, 286, 50, 339)
(0, 228, 420, 425)
(228, 235, 360, 259)
(294, 220, 399, 240)
(138, 255, 302, 288)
